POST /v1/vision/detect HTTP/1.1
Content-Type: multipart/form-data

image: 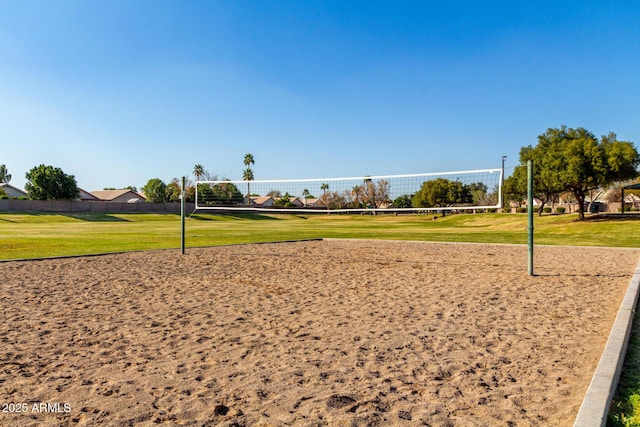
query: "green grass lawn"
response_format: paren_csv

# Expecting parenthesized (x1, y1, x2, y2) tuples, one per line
(1, 211, 639, 260)
(1, 210, 639, 423)
(609, 311, 640, 426)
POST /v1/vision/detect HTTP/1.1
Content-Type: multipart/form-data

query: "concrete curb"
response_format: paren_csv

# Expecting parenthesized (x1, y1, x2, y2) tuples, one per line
(574, 257, 640, 426)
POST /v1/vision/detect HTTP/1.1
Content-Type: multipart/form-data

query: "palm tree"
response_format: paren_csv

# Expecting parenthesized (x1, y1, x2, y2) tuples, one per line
(242, 154, 255, 205)
(193, 164, 204, 181)
(243, 167, 254, 205)
(320, 183, 329, 209)
(243, 153, 255, 169)
(302, 189, 309, 207)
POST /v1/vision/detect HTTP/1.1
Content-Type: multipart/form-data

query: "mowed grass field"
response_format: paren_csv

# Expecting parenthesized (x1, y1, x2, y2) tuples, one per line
(1, 210, 639, 260)
(1, 210, 639, 424)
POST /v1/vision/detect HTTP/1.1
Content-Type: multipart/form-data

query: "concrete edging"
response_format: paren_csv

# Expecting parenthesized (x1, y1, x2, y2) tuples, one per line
(574, 257, 640, 426)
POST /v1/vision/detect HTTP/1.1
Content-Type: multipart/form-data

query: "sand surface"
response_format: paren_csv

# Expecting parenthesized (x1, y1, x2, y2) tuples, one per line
(1, 240, 639, 426)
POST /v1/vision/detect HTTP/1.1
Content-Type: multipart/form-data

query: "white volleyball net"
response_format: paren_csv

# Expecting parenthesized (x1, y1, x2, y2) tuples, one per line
(195, 168, 503, 214)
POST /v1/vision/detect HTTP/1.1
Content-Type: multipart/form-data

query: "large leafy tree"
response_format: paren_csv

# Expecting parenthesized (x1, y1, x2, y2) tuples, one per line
(412, 178, 472, 216)
(507, 130, 567, 216)
(212, 181, 243, 204)
(467, 182, 498, 206)
(393, 194, 413, 208)
(142, 178, 167, 203)
(198, 181, 243, 205)
(502, 169, 527, 209)
(165, 178, 184, 203)
(197, 183, 215, 204)
(25, 164, 79, 200)
(602, 132, 640, 183)
(559, 127, 609, 219)
(513, 126, 639, 220)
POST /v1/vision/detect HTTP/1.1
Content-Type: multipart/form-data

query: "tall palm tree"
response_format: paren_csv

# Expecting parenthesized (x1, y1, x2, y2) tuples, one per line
(243, 153, 255, 169)
(302, 189, 309, 207)
(320, 183, 329, 209)
(243, 167, 254, 205)
(242, 154, 255, 205)
(193, 164, 204, 181)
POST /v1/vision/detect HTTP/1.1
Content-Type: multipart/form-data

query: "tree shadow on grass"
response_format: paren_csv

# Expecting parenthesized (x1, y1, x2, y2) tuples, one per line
(585, 213, 640, 222)
(14, 211, 132, 222)
(64, 213, 132, 222)
(189, 212, 282, 221)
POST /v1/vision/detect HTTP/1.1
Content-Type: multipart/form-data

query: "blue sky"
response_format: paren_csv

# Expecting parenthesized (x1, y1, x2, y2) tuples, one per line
(1, 0, 639, 191)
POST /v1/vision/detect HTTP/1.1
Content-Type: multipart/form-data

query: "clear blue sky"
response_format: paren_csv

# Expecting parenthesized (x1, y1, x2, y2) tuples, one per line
(1, 0, 639, 192)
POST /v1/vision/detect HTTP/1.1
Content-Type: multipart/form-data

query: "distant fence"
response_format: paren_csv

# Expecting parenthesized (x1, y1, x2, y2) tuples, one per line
(0, 198, 629, 215)
(0, 199, 195, 213)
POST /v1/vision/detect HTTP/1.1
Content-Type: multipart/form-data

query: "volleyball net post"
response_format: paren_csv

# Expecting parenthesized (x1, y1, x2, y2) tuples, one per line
(181, 176, 186, 255)
(527, 160, 534, 276)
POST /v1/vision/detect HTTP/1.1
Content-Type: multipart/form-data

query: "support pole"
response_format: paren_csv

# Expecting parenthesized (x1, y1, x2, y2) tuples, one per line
(527, 160, 534, 276)
(501, 155, 507, 211)
(181, 176, 186, 255)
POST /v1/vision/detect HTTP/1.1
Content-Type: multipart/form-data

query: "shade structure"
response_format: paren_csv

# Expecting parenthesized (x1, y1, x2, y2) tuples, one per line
(621, 182, 640, 213)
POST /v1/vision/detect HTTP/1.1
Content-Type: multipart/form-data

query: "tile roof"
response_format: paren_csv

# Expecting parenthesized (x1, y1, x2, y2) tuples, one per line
(90, 189, 145, 201)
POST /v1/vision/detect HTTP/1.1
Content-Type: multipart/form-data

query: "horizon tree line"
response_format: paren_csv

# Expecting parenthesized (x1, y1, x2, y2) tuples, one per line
(3, 126, 639, 211)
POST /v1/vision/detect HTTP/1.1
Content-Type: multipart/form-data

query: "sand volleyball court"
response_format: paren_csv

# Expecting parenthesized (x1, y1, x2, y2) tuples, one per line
(1, 240, 639, 426)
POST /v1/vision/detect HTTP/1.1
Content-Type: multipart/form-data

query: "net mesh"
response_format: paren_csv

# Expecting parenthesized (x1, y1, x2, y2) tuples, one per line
(195, 168, 502, 213)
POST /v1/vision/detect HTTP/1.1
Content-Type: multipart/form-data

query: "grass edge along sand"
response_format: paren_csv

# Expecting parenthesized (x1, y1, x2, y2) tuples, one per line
(609, 310, 640, 426)
(1, 211, 640, 261)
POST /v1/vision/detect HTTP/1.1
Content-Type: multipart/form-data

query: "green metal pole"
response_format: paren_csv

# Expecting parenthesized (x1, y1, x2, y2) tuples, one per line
(527, 160, 534, 276)
(181, 176, 186, 255)
(501, 155, 507, 211)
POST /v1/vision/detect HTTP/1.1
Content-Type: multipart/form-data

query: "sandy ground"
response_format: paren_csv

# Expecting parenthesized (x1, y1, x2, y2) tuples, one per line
(1, 240, 639, 427)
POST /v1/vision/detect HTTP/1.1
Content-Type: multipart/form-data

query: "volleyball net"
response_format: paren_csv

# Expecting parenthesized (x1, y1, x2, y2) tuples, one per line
(194, 167, 503, 214)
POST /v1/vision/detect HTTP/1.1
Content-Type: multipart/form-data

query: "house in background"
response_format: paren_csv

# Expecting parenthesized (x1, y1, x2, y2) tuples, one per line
(302, 198, 325, 208)
(78, 188, 100, 201)
(288, 197, 304, 208)
(0, 183, 27, 198)
(247, 195, 275, 207)
(91, 189, 146, 203)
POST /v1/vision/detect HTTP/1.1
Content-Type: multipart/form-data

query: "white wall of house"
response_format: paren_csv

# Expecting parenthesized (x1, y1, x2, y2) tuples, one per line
(0, 183, 27, 198)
